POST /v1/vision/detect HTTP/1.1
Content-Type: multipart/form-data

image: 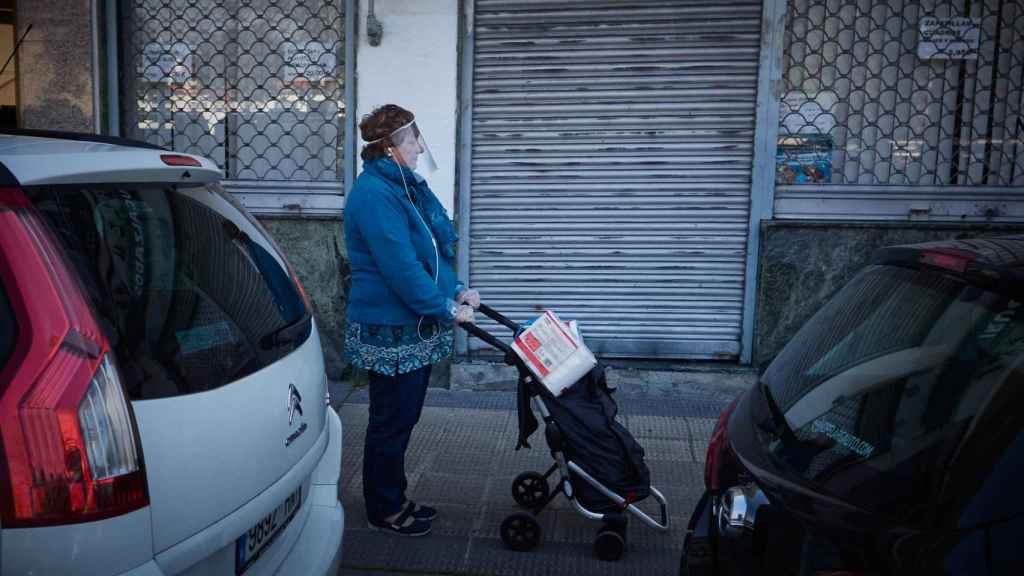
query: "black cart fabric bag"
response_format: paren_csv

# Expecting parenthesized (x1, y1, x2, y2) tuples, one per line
(518, 365, 651, 509)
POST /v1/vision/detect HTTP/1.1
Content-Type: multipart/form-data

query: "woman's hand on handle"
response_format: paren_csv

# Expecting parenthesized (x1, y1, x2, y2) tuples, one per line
(454, 304, 476, 325)
(456, 288, 481, 309)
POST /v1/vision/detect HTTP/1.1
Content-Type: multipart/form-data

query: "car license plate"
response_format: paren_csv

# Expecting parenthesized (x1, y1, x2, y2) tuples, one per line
(235, 486, 302, 574)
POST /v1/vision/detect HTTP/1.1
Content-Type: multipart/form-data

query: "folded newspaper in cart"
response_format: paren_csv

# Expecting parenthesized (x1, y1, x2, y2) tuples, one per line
(511, 310, 597, 396)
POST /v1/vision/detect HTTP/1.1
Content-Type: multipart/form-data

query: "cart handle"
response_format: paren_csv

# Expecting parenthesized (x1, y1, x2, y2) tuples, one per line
(458, 320, 514, 356)
(458, 302, 524, 366)
(477, 303, 522, 333)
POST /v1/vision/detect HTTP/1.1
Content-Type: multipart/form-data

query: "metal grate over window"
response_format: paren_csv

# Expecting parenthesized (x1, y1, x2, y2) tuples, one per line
(777, 0, 1024, 187)
(122, 0, 345, 185)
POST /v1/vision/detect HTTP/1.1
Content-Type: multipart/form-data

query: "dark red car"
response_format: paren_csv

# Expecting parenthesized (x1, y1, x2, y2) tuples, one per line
(682, 236, 1023, 576)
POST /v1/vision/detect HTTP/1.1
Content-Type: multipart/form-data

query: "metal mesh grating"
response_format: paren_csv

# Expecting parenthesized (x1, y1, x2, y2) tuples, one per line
(122, 0, 345, 182)
(777, 0, 1024, 187)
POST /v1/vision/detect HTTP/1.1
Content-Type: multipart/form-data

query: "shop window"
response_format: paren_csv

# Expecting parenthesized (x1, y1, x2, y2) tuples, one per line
(774, 0, 1024, 219)
(121, 0, 347, 215)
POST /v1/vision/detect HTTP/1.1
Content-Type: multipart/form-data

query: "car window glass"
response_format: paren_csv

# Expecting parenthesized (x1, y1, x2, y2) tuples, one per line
(764, 266, 962, 409)
(761, 265, 1023, 521)
(24, 183, 309, 400)
(0, 282, 14, 374)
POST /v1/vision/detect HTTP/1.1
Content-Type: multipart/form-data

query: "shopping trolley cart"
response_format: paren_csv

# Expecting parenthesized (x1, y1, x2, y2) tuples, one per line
(460, 304, 670, 561)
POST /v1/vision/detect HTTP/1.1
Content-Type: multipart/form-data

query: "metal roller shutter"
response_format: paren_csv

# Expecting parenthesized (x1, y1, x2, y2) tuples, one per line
(468, 0, 762, 359)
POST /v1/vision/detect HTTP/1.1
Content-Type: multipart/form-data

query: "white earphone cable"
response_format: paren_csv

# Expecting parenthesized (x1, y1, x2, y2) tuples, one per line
(392, 152, 441, 344)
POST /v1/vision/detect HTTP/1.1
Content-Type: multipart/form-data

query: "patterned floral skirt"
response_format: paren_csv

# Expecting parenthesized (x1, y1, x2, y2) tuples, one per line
(344, 320, 454, 376)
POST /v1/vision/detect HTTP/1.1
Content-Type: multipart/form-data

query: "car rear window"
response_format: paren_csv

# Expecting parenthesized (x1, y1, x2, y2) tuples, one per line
(765, 265, 967, 408)
(761, 264, 1023, 518)
(23, 182, 310, 400)
(0, 282, 14, 375)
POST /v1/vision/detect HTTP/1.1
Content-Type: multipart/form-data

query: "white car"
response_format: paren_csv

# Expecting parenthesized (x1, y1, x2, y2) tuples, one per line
(0, 130, 344, 575)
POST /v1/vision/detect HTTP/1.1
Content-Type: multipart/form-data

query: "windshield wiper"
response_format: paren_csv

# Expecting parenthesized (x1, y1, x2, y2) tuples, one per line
(259, 312, 312, 350)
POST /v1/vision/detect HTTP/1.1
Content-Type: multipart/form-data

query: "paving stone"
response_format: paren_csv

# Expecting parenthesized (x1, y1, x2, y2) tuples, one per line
(635, 437, 692, 461)
(428, 504, 485, 538)
(340, 448, 363, 492)
(460, 536, 574, 576)
(648, 460, 705, 488)
(462, 535, 679, 576)
(410, 472, 491, 508)
(341, 531, 466, 574)
(629, 414, 697, 441)
(688, 416, 719, 441)
(339, 565, 452, 569)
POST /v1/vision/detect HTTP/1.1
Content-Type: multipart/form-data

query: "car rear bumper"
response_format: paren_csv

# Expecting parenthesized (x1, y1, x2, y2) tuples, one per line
(273, 493, 343, 575)
(275, 407, 345, 575)
(115, 408, 344, 576)
(682, 486, 810, 576)
(682, 490, 766, 576)
(114, 503, 343, 576)
(681, 491, 716, 576)
(682, 490, 763, 576)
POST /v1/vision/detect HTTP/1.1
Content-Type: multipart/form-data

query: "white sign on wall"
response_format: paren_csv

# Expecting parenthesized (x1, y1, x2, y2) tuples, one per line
(918, 17, 981, 60)
(282, 41, 337, 82)
(140, 42, 193, 83)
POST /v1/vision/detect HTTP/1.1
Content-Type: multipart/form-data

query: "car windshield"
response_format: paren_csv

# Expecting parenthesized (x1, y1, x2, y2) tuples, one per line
(760, 264, 1023, 519)
(22, 182, 310, 400)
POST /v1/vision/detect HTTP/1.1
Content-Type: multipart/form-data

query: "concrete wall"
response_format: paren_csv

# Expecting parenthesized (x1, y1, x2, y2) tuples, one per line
(17, 0, 97, 131)
(355, 0, 459, 213)
(754, 221, 1024, 368)
(257, 217, 349, 379)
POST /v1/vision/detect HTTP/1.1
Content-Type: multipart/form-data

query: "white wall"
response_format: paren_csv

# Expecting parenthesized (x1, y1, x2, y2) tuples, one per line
(356, 0, 460, 213)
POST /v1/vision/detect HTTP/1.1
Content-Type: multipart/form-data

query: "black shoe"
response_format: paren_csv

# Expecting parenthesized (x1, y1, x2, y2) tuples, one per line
(368, 506, 431, 537)
(405, 501, 437, 521)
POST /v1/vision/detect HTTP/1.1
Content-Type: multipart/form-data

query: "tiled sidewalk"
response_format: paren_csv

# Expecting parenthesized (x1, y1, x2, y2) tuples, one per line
(337, 388, 734, 575)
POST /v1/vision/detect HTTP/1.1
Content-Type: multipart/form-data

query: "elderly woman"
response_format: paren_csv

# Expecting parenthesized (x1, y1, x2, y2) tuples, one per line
(344, 104, 479, 536)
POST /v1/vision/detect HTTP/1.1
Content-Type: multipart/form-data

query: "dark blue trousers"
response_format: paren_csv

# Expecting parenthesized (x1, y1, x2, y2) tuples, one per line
(363, 365, 432, 522)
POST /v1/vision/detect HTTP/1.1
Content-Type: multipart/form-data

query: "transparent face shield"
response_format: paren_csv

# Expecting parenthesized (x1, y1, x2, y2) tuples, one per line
(387, 120, 438, 175)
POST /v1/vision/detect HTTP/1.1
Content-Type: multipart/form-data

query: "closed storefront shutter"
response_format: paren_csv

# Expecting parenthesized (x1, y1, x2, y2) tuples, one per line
(469, 0, 763, 359)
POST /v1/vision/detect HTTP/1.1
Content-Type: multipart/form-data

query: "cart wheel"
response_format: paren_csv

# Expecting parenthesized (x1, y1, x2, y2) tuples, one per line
(500, 512, 542, 552)
(511, 471, 550, 508)
(594, 524, 626, 561)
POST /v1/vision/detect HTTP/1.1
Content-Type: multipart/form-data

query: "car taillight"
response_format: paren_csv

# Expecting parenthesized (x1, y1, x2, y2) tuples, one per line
(0, 187, 148, 527)
(291, 269, 312, 311)
(920, 249, 973, 273)
(160, 153, 202, 167)
(704, 395, 741, 493)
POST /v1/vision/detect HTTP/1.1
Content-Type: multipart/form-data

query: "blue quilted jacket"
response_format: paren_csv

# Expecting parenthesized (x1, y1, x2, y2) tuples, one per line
(344, 158, 461, 325)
